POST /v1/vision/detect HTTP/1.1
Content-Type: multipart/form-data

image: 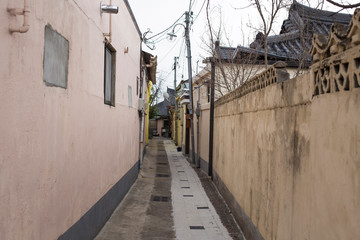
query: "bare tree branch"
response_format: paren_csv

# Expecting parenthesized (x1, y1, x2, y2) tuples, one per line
(206, 0, 215, 56)
(249, 0, 289, 67)
(326, 0, 360, 9)
(149, 77, 165, 107)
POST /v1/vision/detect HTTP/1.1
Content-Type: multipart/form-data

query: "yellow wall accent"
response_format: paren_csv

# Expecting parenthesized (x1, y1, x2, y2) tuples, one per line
(176, 118, 181, 146)
(171, 111, 175, 141)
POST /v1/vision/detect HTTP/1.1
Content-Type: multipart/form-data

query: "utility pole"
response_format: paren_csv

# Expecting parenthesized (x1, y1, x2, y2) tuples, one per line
(185, 11, 196, 164)
(174, 56, 178, 146)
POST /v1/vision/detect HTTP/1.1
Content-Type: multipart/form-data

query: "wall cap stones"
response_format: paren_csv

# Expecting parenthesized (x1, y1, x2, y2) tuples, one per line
(215, 62, 289, 107)
(311, 9, 360, 62)
(311, 9, 360, 97)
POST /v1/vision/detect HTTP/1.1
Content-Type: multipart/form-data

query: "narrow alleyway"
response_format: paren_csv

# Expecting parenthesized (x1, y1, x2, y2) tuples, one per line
(95, 138, 243, 240)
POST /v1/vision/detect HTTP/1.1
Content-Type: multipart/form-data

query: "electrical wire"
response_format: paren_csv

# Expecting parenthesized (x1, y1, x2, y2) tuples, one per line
(177, 37, 185, 59)
(145, 13, 185, 41)
(158, 36, 183, 65)
(180, 42, 187, 79)
(152, 26, 183, 44)
(152, 0, 207, 89)
(158, 69, 174, 80)
(189, 0, 201, 13)
(173, 37, 186, 82)
(192, 0, 206, 24)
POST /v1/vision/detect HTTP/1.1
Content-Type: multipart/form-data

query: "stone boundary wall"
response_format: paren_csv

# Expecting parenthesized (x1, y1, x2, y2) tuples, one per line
(212, 9, 360, 240)
(215, 62, 290, 107)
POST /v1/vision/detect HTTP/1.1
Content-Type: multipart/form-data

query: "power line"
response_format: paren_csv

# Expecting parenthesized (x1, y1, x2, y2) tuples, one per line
(192, 0, 206, 24)
(145, 13, 185, 41)
(158, 35, 183, 65)
(152, 26, 183, 44)
(178, 37, 185, 59)
(180, 43, 187, 79)
(189, 0, 201, 13)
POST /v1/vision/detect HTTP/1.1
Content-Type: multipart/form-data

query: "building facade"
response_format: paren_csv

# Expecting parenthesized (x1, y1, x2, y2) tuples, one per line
(1, 0, 142, 239)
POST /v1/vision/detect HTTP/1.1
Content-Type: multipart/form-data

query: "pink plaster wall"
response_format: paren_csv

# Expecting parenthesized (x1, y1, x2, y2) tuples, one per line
(0, 0, 141, 239)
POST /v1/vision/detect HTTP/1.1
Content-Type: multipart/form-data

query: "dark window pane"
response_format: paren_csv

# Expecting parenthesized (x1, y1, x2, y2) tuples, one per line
(105, 48, 112, 103)
(104, 44, 115, 106)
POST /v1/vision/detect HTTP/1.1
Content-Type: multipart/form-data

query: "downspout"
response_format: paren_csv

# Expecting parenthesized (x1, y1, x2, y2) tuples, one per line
(103, 0, 112, 43)
(8, 0, 30, 33)
(109, 4, 112, 43)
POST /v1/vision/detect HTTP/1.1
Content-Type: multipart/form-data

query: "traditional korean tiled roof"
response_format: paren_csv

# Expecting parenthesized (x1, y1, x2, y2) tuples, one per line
(280, 1, 351, 35)
(155, 88, 176, 117)
(156, 100, 170, 117)
(217, 1, 352, 68)
(215, 45, 237, 60)
(167, 88, 176, 105)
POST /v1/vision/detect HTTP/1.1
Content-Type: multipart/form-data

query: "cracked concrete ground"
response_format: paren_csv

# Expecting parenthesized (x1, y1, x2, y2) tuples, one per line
(95, 138, 174, 240)
(95, 137, 244, 240)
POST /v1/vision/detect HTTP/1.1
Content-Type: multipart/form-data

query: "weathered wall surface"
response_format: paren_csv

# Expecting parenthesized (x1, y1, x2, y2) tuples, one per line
(308, 87, 360, 240)
(213, 53, 360, 239)
(0, 0, 141, 239)
(199, 104, 210, 171)
(192, 70, 211, 170)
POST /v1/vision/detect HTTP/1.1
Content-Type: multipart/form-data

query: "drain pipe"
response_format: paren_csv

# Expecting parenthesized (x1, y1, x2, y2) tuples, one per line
(8, 0, 30, 33)
(102, 0, 117, 43)
(108, 2, 112, 43)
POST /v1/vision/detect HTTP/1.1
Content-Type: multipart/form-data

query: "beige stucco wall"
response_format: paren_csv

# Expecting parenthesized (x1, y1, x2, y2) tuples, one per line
(193, 78, 210, 165)
(308, 91, 360, 239)
(199, 105, 210, 163)
(0, 0, 141, 239)
(192, 65, 215, 160)
(214, 72, 360, 239)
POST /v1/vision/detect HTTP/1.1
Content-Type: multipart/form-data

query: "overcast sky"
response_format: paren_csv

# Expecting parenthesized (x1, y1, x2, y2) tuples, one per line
(128, 0, 355, 94)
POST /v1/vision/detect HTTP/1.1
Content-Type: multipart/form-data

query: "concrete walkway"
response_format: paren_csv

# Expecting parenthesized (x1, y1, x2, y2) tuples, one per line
(164, 140, 231, 240)
(95, 138, 233, 240)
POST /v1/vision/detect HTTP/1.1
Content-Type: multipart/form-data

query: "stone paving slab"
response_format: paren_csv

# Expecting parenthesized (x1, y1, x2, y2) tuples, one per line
(164, 140, 232, 240)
